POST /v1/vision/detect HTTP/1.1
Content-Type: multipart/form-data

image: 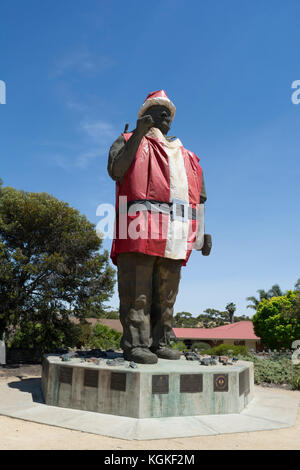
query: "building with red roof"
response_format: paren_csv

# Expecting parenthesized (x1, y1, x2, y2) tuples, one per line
(172, 321, 261, 351)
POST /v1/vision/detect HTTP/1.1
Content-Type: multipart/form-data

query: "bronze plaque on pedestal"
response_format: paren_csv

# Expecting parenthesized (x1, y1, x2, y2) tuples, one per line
(152, 375, 169, 394)
(180, 374, 203, 393)
(110, 372, 127, 391)
(213, 373, 228, 392)
(84, 369, 99, 388)
(59, 366, 73, 384)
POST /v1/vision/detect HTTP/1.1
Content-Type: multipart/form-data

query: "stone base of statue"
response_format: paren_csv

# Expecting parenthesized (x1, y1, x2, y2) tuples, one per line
(42, 353, 254, 419)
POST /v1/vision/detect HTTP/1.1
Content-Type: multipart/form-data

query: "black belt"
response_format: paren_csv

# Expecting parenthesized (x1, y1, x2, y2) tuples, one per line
(117, 199, 197, 221)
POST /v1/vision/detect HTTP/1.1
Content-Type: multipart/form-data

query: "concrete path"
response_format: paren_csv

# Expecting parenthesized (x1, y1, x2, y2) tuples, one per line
(0, 377, 298, 440)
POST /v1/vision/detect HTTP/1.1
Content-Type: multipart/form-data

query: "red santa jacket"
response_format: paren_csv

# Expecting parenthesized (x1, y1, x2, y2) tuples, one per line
(110, 128, 203, 266)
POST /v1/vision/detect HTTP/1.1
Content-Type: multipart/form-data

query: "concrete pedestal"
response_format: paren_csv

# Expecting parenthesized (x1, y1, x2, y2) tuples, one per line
(42, 355, 254, 418)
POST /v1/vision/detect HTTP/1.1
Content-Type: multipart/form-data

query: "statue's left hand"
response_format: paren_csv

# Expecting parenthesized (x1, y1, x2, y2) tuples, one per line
(202, 234, 212, 256)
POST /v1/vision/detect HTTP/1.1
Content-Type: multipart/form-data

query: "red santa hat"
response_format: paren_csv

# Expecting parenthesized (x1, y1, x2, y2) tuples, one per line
(138, 90, 176, 121)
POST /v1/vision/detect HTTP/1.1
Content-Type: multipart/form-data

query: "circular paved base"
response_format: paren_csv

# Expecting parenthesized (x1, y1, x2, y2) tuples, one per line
(0, 379, 299, 440)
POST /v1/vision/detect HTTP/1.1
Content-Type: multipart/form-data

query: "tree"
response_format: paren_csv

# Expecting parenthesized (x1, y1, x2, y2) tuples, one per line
(252, 291, 300, 349)
(0, 184, 116, 353)
(173, 312, 198, 328)
(225, 302, 236, 323)
(282, 291, 300, 322)
(201, 308, 230, 327)
(247, 284, 285, 311)
(234, 314, 251, 322)
(294, 279, 300, 292)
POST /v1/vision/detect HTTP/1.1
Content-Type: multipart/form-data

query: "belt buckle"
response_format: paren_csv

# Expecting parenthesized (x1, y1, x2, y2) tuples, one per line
(171, 198, 189, 222)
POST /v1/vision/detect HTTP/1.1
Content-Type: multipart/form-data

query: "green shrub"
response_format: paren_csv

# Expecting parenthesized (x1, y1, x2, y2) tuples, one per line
(8, 319, 81, 356)
(170, 341, 187, 351)
(238, 354, 300, 388)
(74, 322, 93, 348)
(204, 344, 250, 357)
(252, 291, 300, 349)
(289, 364, 300, 390)
(192, 342, 211, 351)
(89, 323, 122, 350)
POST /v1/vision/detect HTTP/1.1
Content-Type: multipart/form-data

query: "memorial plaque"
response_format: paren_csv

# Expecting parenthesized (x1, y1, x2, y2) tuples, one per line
(152, 375, 169, 394)
(213, 373, 228, 392)
(180, 374, 203, 393)
(239, 368, 250, 396)
(84, 369, 99, 388)
(59, 366, 73, 384)
(110, 372, 126, 391)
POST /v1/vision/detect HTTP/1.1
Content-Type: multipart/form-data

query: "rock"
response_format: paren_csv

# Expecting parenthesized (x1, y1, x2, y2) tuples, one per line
(128, 361, 138, 369)
(219, 355, 229, 364)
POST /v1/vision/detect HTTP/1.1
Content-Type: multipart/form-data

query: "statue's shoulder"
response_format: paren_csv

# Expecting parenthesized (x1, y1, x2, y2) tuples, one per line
(184, 147, 200, 163)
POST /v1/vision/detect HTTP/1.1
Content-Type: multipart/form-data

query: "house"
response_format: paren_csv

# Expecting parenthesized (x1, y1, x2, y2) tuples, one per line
(171, 321, 261, 352)
(71, 317, 123, 334)
(72, 318, 261, 352)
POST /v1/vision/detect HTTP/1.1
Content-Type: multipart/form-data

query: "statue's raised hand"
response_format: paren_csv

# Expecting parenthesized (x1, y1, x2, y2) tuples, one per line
(136, 114, 154, 135)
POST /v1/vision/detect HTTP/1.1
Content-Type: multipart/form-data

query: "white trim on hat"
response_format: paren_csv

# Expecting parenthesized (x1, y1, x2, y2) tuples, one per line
(138, 96, 176, 120)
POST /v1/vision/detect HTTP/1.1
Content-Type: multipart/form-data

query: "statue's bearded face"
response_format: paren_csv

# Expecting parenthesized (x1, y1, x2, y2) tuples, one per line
(142, 105, 172, 135)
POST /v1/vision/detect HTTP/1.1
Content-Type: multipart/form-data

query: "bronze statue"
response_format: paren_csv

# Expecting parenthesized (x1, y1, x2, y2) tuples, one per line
(107, 90, 212, 364)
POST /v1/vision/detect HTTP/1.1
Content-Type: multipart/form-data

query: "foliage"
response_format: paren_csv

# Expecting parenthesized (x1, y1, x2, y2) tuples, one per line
(0, 183, 116, 352)
(294, 279, 300, 292)
(84, 309, 120, 320)
(239, 354, 300, 388)
(173, 304, 243, 329)
(173, 312, 198, 327)
(246, 284, 285, 311)
(192, 341, 211, 351)
(170, 341, 187, 351)
(282, 291, 300, 321)
(7, 318, 81, 356)
(225, 302, 236, 323)
(88, 323, 122, 350)
(201, 308, 230, 327)
(202, 343, 250, 357)
(290, 366, 300, 390)
(74, 321, 93, 349)
(252, 291, 300, 349)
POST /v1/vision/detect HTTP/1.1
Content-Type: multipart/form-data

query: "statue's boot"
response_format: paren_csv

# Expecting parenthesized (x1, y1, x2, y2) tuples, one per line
(124, 347, 158, 364)
(151, 346, 181, 360)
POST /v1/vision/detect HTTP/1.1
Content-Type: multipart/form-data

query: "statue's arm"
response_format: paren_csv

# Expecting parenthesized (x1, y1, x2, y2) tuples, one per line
(200, 172, 207, 204)
(199, 172, 212, 256)
(107, 134, 127, 181)
(107, 115, 154, 182)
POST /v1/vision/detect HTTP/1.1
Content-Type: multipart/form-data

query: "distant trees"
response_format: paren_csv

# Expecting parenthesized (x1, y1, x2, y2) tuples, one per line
(173, 312, 197, 328)
(173, 303, 246, 328)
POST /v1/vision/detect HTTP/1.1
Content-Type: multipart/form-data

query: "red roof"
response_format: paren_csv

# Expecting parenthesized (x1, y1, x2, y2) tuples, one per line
(172, 321, 259, 341)
(71, 317, 123, 333)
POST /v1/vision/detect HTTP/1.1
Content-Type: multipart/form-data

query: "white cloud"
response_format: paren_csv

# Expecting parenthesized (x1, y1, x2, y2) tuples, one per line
(53, 51, 96, 77)
(43, 119, 116, 171)
(75, 149, 104, 169)
(80, 120, 116, 143)
(52, 50, 115, 77)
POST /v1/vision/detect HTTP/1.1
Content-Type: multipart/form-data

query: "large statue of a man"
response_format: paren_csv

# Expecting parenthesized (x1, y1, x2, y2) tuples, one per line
(107, 90, 212, 364)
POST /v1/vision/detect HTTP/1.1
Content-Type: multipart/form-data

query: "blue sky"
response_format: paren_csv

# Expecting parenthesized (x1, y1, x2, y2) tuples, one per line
(1, 0, 300, 317)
